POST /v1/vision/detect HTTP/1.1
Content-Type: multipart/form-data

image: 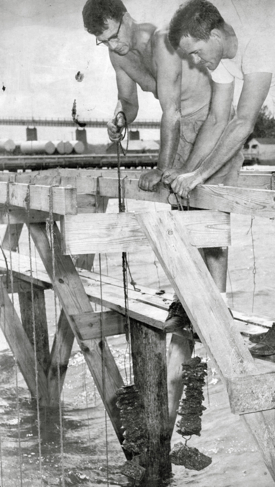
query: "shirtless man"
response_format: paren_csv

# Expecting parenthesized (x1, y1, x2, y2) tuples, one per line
(82, 0, 227, 436)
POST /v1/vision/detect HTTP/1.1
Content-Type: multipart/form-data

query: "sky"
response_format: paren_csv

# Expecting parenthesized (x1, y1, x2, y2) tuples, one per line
(0, 0, 274, 143)
(0, 0, 184, 123)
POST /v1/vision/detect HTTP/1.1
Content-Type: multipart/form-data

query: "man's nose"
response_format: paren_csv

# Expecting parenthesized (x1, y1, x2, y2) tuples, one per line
(191, 53, 201, 64)
(108, 39, 119, 50)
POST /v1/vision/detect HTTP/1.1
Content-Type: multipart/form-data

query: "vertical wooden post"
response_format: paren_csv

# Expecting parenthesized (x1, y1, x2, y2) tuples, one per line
(130, 318, 171, 484)
(18, 282, 50, 374)
(0, 277, 49, 404)
(1, 223, 23, 251)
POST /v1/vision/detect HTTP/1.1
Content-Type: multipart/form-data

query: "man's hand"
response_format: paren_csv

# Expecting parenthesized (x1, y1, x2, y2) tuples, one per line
(138, 169, 163, 192)
(171, 171, 200, 198)
(162, 168, 183, 185)
(107, 113, 126, 142)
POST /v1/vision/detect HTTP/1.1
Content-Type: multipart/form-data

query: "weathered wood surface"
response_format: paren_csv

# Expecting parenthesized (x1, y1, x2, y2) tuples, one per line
(0, 182, 77, 215)
(47, 309, 75, 406)
(0, 251, 169, 330)
(29, 222, 125, 443)
(47, 194, 109, 404)
(60, 176, 275, 218)
(0, 167, 274, 191)
(18, 282, 50, 374)
(72, 310, 125, 340)
(131, 319, 171, 482)
(1, 222, 23, 250)
(227, 373, 275, 414)
(0, 277, 49, 404)
(61, 210, 231, 255)
(137, 210, 275, 480)
(0, 208, 60, 225)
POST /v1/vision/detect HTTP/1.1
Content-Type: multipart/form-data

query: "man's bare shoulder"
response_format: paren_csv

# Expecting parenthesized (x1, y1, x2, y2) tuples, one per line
(152, 26, 175, 56)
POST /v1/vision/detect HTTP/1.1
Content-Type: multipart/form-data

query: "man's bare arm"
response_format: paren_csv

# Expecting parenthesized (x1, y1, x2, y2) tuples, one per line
(138, 34, 182, 191)
(108, 53, 139, 140)
(167, 72, 272, 197)
(163, 80, 233, 183)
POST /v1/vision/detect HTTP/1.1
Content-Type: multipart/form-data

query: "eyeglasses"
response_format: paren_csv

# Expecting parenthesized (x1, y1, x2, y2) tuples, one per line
(96, 16, 123, 46)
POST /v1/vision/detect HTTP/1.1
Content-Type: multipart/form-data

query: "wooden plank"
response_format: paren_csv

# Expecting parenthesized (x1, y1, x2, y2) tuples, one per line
(0, 278, 49, 404)
(48, 194, 110, 405)
(0, 168, 273, 191)
(71, 310, 125, 340)
(0, 251, 171, 330)
(131, 319, 171, 481)
(29, 222, 125, 444)
(0, 182, 77, 215)
(227, 373, 275, 414)
(77, 194, 96, 213)
(232, 310, 274, 330)
(61, 210, 231, 254)
(137, 210, 275, 480)
(1, 222, 23, 251)
(238, 173, 272, 190)
(18, 283, 50, 374)
(71, 176, 275, 218)
(0, 207, 60, 224)
(189, 184, 275, 218)
(47, 310, 75, 407)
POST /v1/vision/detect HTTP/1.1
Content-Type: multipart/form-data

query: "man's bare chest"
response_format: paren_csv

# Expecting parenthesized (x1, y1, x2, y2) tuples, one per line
(122, 54, 157, 96)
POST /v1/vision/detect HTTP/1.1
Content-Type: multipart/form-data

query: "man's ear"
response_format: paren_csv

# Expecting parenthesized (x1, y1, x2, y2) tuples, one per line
(210, 28, 222, 41)
(123, 12, 130, 23)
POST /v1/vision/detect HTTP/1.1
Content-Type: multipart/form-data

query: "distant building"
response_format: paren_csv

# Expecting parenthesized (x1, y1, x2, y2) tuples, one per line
(243, 138, 275, 164)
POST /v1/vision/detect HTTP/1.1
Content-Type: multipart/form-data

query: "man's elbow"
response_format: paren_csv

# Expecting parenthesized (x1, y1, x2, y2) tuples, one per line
(234, 116, 255, 141)
(161, 107, 181, 126)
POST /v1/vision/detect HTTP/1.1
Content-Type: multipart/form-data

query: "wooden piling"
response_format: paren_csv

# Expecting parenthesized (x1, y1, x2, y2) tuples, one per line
(130, 318, 171, 484)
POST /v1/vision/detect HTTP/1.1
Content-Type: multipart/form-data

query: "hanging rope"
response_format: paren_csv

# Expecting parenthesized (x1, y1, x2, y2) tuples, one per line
(112, 111, 133, 382)
(47, 186, 66, 487)
(98, 254, 110, 487)
(25, 185, 44, 485)
(5, 181, 24, 486)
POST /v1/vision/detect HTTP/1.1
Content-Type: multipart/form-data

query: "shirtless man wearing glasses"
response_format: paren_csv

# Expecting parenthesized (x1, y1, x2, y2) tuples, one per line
(82, 0, 243, 437)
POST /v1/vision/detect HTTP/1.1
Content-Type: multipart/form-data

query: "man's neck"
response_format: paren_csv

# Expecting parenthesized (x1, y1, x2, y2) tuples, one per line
(222, 23, 238, 59)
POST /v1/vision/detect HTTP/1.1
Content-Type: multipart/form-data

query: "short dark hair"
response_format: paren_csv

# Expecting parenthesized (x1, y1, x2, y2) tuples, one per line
(168, 0, 225, 50)
(82, 0, 127, 36)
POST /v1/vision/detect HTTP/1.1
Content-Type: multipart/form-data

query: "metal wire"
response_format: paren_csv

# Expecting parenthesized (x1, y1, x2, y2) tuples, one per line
(47, 186, 66, 487)
(6, 182, 23, 486)
(25, 185, 44, 485)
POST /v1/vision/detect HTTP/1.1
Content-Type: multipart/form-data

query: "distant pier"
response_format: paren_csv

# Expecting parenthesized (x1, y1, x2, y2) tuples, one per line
(0, 118, 161, 129)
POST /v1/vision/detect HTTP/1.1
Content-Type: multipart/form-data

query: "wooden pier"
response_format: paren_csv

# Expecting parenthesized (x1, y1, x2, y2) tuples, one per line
(1, 167, 275, 484)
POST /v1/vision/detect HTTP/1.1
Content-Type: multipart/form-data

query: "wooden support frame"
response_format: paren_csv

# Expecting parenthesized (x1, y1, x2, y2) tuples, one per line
(29, 222, 125, 443)
(18, 282, 50, 374)
(0, 181, 77, 215)
(60, 210, 231, 255)
(137, 210, 275, 480)
(1, 167, 275, 482)
(0, 277, 49, 404)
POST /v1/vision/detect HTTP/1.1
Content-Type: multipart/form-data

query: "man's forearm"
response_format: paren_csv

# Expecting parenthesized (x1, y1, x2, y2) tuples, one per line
(114, 99, 138, 125)
(182, 115, 228, 173)
(194, 117, 252, 183)
(158, 110, 181, 172)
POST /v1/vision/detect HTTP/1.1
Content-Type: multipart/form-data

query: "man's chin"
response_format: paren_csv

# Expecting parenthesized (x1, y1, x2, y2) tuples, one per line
(115, 46, 129, 56)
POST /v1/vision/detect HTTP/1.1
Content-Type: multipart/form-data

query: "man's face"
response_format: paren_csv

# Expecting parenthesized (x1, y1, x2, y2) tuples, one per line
(179, 34, 222, 71)
(96, 16, 130, 55)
